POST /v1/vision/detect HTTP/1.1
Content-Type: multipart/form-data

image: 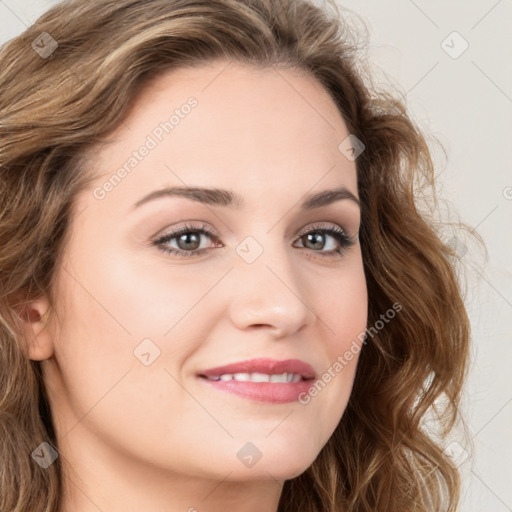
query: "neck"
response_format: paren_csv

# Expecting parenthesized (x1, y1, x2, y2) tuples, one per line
(55, 426, 284, 512)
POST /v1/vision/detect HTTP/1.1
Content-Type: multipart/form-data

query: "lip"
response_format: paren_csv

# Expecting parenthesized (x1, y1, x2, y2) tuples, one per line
(198, 358, 316, 380)
(197, 358, 316, 404)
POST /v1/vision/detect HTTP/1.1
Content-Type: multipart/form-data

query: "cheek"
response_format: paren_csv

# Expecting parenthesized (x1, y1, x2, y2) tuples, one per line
(49, 273, 133, 418)
(304, 254, 367, 420)
(61, 236, 222, 342)
(48, 262, 199, 454)
(49, 242, 225, 412)
(103, 249, 232, 340)
(323, 253, 368, 353)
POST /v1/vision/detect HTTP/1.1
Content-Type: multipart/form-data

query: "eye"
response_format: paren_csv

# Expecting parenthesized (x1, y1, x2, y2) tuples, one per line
(152, 222, 357, 258)
(153, 222, 221, 257)
(293, 223, 356, 258)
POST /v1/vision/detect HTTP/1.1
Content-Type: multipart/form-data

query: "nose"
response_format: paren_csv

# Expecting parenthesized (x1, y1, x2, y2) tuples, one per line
(227, 244, 318, 338)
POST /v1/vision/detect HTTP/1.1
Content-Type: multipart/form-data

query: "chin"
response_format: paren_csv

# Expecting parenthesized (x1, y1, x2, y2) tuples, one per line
(228, 452, 317, 482)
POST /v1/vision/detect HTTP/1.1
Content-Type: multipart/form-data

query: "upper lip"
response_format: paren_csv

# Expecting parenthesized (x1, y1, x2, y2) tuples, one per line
(198, 358, 316, 380)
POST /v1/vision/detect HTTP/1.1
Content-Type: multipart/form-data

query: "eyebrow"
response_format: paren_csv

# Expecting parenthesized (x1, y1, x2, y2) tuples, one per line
(131, 185, 360, 211)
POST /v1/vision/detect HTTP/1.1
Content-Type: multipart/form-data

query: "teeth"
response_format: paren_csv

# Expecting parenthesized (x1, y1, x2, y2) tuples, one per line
(233, 373, 251, 381)
(207, 372, 302, 383)
(250, 372, 270, 382)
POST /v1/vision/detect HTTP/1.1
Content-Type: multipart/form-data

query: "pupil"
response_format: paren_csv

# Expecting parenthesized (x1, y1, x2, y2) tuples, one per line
(179, 232, 200, 250)
(176, 231, 326, 252)
(306, 232, 324, 249)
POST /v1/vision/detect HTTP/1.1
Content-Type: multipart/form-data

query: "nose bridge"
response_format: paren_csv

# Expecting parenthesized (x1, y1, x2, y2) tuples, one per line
(228, 232, 316, 335)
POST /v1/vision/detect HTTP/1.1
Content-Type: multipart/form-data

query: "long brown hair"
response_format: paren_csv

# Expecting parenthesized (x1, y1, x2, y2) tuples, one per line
(0, 0, 476, 510)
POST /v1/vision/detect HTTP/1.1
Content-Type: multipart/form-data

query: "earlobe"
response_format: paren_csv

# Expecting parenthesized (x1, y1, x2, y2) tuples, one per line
(16, 295, 54, 361)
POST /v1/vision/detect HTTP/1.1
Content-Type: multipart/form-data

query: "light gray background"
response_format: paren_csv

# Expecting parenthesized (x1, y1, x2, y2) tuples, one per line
(1, 0, 511, 510)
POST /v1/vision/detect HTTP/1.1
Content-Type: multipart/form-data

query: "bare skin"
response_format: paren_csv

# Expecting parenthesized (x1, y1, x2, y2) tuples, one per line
(23, 60, 367, 512)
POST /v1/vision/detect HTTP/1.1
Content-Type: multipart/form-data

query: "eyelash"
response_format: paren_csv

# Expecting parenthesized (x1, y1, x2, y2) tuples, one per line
(153, 222, 357, 259)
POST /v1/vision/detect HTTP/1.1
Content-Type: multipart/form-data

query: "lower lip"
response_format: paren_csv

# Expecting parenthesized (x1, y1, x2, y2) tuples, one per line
(198, 377, 314, 403)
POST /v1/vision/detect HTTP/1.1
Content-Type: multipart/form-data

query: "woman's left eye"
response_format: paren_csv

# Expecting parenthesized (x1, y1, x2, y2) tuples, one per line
(294, 224, 356, 257)
(153, 222, 356, 258)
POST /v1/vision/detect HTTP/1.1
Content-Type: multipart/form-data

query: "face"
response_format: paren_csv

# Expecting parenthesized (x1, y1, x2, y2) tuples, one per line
(40, 60, 367, 483)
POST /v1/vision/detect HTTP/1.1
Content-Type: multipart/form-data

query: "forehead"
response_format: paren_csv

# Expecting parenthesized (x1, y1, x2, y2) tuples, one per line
(79, 60, 358, 212)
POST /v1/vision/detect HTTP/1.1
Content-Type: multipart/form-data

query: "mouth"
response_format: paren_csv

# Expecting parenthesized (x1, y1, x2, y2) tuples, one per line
(199, 372, 306, 383)
(196, 358, 316, 404)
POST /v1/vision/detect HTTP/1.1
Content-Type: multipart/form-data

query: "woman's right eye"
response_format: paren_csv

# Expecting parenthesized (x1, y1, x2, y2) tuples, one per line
(153, 222, 221, 258)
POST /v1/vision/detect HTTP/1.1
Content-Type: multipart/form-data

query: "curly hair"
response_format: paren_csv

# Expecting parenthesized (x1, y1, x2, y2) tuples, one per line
(0, 0, 475, 510)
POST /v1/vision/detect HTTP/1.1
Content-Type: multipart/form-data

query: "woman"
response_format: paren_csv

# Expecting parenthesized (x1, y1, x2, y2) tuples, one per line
(0, 0, 474, 510)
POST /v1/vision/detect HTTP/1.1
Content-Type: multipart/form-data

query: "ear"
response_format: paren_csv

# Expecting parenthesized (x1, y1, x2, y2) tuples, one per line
(16, 295, 54, 361)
